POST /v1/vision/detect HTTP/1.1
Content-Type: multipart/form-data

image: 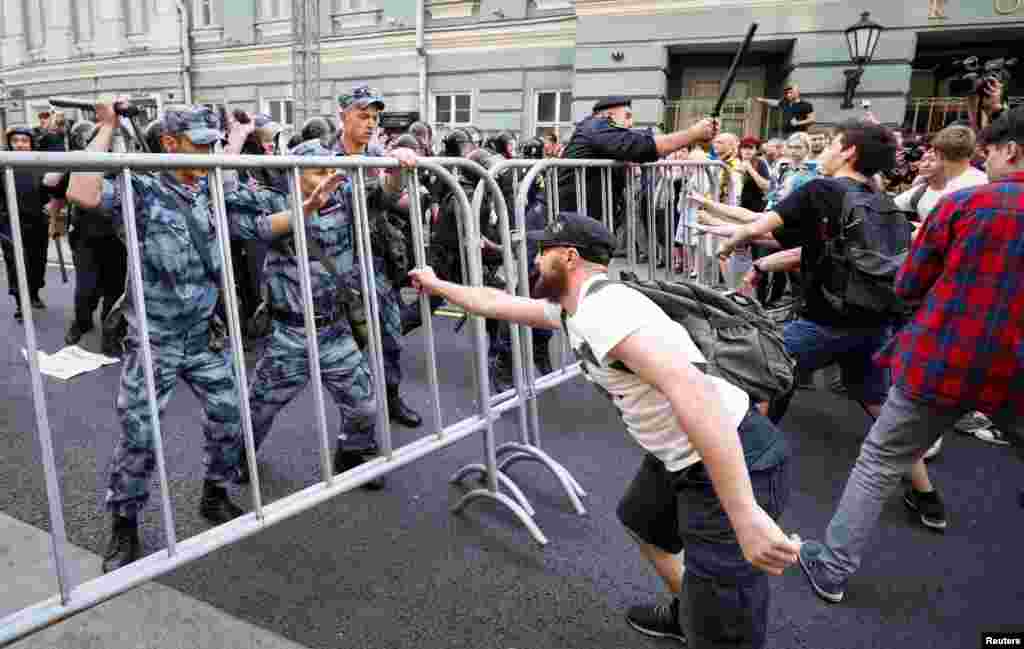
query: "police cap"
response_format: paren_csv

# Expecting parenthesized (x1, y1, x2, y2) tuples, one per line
(592, 96, 631, 113)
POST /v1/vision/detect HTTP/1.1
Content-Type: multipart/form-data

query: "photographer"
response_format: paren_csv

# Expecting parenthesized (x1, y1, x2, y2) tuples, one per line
(968, 77, 1008, 135)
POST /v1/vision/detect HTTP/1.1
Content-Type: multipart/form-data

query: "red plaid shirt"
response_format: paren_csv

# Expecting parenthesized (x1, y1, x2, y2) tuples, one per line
(876, 171, 1024, 414)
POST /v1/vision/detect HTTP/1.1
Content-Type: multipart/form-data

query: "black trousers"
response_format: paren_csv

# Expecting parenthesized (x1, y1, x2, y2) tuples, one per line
(70, 231, 127, 326)
(2, 226, 49, 300)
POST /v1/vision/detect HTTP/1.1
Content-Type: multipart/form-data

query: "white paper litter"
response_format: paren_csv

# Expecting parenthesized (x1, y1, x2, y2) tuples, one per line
(21, 345, 120, 381)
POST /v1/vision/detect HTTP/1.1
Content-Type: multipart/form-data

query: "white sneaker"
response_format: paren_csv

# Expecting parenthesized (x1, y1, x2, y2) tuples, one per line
(923, 435, 943, 461)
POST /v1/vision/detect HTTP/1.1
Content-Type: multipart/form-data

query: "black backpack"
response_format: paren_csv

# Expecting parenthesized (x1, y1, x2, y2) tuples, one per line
(564, 271, 796, 404)
(818, 178, 914, 318)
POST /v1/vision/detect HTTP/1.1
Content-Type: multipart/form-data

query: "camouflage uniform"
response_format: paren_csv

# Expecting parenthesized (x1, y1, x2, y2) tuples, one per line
(225, 140, 378, 453)
(99, 108, 242, 518)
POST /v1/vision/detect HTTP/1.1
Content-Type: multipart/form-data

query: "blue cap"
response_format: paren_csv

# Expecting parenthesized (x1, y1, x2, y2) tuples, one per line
(338, 85, 385, 111)
(290, 140, 333, 157)
(162, 105, 222, 145)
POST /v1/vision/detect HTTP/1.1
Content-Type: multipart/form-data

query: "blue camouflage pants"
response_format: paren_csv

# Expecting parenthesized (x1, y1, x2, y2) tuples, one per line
(108, 321, 243, 518)
(249, 318, 378, 453)
(373, 269, 403, 389)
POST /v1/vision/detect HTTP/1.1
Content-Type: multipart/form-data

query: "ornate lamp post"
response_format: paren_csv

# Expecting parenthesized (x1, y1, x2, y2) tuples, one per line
(841, 11, 885, 109)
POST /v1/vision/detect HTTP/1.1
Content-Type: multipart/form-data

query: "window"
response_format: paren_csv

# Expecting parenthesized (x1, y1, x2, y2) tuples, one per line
(26, 0, 47, 51)
(332, 0, 380, 29)
(260, 0, 291, 18)
(433, 93, 472, 129)
(194, 0, 215, 26)
(264, 99, 295, 127)
(534, 89, 573, 138)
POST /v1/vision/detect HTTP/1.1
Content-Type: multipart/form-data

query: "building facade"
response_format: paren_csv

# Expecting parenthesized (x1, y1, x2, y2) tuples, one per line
(1, 0, 1021, 141)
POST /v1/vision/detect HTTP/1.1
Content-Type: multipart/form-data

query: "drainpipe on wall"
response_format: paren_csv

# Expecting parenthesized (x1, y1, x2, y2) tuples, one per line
(174, 0, 194, 105)
(416, 0, 427, 123)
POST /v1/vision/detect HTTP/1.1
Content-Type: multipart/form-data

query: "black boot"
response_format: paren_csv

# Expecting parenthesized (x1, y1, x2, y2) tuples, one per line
(489, 353, 515, 394)
(533, 338, 553, 376)
(30, 293, 45, 309)
(400, 302, 423, 335)
(65, 320, 94, 346)
(333, 447, 385, 490)
(102, 515, 141, 574)
(199, 480, 244, 524)
(387, 385, 422, 428)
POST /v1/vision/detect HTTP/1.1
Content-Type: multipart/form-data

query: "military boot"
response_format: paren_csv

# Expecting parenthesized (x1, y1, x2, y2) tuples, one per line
(199, 480, 245, 524)
(387, 385, 422, 428)
(533, 337, 553, 376)
(489, 352, 515, 394)
(102, 515, 141, 574)
(333, 447, 385, 490)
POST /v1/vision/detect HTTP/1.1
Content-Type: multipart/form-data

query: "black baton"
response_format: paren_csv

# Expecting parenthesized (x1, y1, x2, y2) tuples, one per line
(712, 24, 759, 119)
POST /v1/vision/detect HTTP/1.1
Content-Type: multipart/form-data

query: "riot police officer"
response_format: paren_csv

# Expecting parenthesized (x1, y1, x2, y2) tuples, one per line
(1, 126, 51, 321)
(557, 96, 717, 226)
(66, 102, 248, 573)
(62, 120, 129, 345)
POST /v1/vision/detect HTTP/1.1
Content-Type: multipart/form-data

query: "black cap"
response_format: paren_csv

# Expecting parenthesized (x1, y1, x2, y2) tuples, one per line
(528, 212, 615, 264)
(592, 96, 631, 113)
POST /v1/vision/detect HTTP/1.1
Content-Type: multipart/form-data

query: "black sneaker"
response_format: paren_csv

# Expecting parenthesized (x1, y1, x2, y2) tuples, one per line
(626, 598, 686, 643)
(904, 488, 947, 531)
(199, 481, 245, 524)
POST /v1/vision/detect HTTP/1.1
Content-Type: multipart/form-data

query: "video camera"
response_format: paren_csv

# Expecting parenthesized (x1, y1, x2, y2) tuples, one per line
(950, 56, 1017, 97)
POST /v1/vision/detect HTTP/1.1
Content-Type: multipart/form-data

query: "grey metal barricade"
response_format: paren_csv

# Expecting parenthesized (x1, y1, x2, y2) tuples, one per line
(0, 148, 544, 646)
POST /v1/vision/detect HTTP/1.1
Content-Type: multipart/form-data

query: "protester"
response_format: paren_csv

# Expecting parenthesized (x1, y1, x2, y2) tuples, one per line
(409, 212, 799, 649)
(797, 106, 1024, 605)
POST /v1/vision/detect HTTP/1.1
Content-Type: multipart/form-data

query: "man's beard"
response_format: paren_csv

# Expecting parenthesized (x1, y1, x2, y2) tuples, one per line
(532, 261, 568, 302)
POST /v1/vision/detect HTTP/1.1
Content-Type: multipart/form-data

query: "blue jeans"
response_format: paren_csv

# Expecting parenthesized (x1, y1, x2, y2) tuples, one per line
(779, 318, 891, 410)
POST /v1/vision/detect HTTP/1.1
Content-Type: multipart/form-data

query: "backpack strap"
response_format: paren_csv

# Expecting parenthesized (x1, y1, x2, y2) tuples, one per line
(561, 279, 633, 373)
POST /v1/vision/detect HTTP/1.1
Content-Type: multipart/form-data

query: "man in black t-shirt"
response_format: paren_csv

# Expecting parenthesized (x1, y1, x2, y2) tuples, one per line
(756, 84, 815, 136)
(703, 120, 948, 537)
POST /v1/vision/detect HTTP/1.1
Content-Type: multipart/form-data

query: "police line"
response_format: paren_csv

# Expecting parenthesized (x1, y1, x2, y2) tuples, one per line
(0, 151, 735, 646)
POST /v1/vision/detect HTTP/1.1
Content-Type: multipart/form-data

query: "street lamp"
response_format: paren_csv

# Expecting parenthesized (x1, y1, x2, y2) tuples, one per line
(841, 11, 885, 109)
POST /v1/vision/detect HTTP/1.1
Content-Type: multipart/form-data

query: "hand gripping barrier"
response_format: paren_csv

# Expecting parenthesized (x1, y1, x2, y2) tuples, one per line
(0, 147, 545, 646)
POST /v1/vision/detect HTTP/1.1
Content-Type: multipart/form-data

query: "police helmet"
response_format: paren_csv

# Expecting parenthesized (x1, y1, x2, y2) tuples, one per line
(484, 131, 517, 158)
(5, 126, 35, 149)
(142, 120, 166, 154)
(443, 128, 474, 157)
(300, 115, 337, 148)
(520, 136, 544, 159)
(392, 133, 421, 152)
(68, 120, 98, 152)
(408, 121, 432, 142)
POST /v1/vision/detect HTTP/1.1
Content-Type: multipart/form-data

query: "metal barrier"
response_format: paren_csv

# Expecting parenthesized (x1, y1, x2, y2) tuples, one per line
(0, 149, 543, 646)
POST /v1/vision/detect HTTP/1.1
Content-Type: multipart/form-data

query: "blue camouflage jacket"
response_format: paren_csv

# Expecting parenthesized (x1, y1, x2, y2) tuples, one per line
(225, 178, 361, 319)
(100, 172, 221, 341)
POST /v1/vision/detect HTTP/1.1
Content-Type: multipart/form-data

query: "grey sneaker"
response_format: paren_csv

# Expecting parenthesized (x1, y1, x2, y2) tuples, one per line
(626, 597, 686, 643)
(798, 540, 846, 603)
(904, 488, 947, 531)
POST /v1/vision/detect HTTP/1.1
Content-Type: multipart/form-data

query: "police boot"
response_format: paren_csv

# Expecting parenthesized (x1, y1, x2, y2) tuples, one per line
(30, 292, 45, 310)
(332, 447, 385, 490)
(387, 385, 422, 428)
(102, 515, 141, 574)
(65, 319, 94, 346)
(533, 338, 553, 376)
(489, 353, 515, 394)
(400, 301, 423, 335)
(13, 297, 23, 323)
(199, 480, 244, 524)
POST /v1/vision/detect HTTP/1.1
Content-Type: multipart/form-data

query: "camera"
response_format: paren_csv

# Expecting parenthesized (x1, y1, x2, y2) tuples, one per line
(950, 56, 1017, 97)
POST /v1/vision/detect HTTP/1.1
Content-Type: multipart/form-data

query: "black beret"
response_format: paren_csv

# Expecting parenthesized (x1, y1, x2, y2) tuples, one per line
(592, 96, 632, 113)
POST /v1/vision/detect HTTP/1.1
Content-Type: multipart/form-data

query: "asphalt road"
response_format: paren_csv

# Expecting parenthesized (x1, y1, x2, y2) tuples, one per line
(2, 265, 1022, 649)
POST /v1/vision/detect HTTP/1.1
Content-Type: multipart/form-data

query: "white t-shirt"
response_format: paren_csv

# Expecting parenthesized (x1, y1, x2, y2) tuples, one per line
(543, 274, 751, 472)
(895, 167, 989, 220)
